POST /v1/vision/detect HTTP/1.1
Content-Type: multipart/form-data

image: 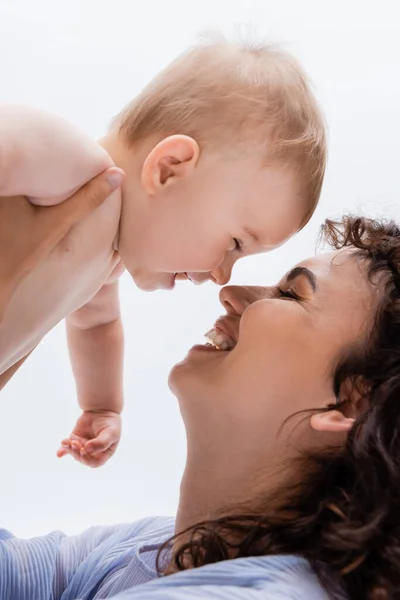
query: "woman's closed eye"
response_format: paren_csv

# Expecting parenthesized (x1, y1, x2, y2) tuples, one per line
(277, 287, 300, 301)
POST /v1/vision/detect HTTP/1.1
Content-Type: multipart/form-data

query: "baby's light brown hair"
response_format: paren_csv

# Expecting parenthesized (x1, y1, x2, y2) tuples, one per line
(115, 35, 327, 228)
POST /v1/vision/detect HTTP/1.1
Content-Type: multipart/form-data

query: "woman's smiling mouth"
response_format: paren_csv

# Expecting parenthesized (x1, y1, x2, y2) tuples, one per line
(204, 317, 238, 351)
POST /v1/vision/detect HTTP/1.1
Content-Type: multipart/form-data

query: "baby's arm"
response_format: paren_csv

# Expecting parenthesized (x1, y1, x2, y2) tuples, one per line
(60, 263, 125, 467)
(0, 104, 112, 202)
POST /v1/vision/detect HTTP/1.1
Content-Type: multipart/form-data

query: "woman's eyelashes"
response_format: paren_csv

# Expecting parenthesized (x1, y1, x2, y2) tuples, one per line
(277, 287, 300, 301)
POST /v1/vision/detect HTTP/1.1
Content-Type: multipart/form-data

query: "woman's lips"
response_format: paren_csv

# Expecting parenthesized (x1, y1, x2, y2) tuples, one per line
(190, 343, 224, 353)
(204, 317, 238, 351)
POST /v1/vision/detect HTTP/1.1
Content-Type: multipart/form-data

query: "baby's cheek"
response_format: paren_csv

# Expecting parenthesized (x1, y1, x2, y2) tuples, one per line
(206, 245, 228, 271)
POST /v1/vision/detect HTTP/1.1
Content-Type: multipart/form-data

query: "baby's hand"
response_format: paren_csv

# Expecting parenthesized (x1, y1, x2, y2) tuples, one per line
(57, 410, 121, 468)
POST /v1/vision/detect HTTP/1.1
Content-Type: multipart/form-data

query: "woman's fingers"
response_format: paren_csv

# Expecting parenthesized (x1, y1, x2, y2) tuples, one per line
(39, 167, 124, 247)
(0, 166, 124, 311)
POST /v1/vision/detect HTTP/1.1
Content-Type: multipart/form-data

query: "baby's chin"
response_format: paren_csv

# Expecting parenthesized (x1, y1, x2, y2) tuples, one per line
(129, 269, 175, 292)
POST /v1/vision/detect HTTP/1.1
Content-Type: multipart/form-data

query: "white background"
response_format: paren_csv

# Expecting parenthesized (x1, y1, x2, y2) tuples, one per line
(0, 0, 399, 537)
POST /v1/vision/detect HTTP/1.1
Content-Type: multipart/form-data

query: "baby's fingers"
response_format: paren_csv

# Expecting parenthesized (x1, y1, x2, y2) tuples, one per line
(56, 439, 84, 463)
(56, 446, 68, 458)
(80, 444, 117, 468)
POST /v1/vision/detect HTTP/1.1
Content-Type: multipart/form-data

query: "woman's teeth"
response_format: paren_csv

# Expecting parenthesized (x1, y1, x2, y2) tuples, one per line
(204, 328, 233, 351)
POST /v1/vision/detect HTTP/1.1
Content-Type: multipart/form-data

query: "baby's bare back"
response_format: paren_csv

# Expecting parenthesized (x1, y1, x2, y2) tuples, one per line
(0, 105, 122, 373)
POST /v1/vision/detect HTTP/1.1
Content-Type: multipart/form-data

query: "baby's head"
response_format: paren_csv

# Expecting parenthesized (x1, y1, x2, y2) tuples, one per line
(105, 36, 326, 291)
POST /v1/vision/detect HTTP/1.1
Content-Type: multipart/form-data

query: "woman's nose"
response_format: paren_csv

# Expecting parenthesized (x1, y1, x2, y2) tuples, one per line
(219, 285, 274, 315)
(219, 286, 250, 315)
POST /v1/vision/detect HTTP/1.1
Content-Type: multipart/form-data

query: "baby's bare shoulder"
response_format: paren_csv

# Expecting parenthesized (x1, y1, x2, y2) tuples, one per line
(0, 104, 113, 203)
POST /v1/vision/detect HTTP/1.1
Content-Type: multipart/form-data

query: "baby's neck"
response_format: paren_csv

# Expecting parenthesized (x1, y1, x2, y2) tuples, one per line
(99, 131, 126, 169)
(98, 132, 130, 251)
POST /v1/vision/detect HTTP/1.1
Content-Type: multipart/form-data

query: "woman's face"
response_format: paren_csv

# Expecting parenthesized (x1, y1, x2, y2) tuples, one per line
(169, 249, 378, 470)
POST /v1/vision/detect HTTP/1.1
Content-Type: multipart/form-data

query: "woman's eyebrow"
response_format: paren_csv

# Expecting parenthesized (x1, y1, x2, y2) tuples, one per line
(286, 266, 317, 291)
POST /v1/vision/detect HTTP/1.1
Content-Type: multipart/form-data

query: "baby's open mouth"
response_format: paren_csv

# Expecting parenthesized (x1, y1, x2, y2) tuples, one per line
(174, 272, 193, 282)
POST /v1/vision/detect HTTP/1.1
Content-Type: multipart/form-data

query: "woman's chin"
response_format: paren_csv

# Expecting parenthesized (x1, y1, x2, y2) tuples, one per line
(168, 343, 230, 394)
(178, 343, 230, 366)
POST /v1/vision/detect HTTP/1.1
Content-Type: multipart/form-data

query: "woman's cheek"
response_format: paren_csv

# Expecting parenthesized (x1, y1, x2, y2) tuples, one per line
(235, 303, 322, 383)
(239, 299, 303, 348)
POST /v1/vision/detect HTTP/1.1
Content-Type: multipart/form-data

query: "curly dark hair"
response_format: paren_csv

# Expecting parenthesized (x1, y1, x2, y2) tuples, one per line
(158, 216, 400, 600)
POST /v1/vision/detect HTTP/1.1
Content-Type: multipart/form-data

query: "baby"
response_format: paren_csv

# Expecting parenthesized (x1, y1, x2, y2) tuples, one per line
(0, 38, 326, 467)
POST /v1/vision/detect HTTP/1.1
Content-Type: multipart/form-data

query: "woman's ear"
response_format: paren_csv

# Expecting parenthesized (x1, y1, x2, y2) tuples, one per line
(311, 376, 369, 433)
(141, 135, 200, 195)
(310, 410, 355, 433)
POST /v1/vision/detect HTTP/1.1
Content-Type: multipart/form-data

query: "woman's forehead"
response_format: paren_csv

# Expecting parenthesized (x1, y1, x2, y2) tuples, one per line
(295, 249, 357, 281)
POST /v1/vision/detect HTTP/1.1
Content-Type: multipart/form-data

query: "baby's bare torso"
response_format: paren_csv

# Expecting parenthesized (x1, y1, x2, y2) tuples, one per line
(0, 191, 121, 373)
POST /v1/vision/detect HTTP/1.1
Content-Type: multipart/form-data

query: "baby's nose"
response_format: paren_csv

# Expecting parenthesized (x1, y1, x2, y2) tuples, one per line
(210, 264, 232, 286)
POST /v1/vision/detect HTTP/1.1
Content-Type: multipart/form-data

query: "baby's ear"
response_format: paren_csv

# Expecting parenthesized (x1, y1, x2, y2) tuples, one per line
(141, 135, 199, 194)
(310, 410, 355, 433)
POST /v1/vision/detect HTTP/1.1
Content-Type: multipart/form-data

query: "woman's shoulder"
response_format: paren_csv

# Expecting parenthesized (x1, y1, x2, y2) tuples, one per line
(0, 516, 175, 600)
(125, 553, 339, 600)
(181, 555, 330, 597)
(121, 519, 342, 599)
(130, 515, 176, 538)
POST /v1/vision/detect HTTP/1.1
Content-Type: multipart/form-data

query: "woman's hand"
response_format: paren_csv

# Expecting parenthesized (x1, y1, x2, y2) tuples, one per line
(0, 167, 124, 324)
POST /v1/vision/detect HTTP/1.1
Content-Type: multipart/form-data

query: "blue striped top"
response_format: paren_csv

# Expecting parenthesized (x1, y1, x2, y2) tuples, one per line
(0, 516, 341, 599)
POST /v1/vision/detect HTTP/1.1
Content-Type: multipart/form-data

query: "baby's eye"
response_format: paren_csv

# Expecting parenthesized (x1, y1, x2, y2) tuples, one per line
(233, 238, 243, 253)
(277, 287, 299, 301)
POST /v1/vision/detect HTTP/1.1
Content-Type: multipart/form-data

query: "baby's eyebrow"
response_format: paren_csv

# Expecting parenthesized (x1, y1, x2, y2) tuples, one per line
(286, 266, 317, 291)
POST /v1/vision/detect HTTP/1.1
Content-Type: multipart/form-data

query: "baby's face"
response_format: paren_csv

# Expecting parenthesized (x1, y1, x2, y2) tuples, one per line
(117, 145, 306, 291)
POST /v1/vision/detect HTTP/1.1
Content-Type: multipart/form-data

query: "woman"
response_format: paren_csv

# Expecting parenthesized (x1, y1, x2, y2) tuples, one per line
(1, 215, 400, 599)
